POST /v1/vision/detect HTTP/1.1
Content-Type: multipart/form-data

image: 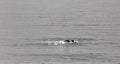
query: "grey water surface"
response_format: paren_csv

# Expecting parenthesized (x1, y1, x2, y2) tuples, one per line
(0, 0, 120, 64)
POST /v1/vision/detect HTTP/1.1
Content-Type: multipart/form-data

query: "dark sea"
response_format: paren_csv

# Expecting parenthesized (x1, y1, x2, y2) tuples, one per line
(0, 0, 120, 64)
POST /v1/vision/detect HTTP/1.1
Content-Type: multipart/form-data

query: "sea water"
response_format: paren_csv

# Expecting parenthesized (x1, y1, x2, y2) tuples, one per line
(0, 0, 120, 64)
